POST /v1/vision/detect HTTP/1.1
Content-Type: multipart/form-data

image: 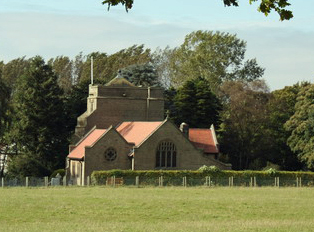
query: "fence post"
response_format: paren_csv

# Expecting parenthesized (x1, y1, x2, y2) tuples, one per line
(1, 177, 4, 188)
(254, 176, 256, 187)
(229, 177, 231, 187)
(275, 177, 280, 187)
(205, 176, 210, 187)
(26, 177, 29, 187)
(44, 176, 48, 187)
(135, 176, 139, 187)
(182, 176, 187, 187)
(113, 176, 116, 187)
(250, 177, 253, 187)
(159, 176, 163, 187)
(231, 176, 234, 187)
(87, 176, 90, 187)
(63, 176, 67, 187)
(296, 177, 299, 187)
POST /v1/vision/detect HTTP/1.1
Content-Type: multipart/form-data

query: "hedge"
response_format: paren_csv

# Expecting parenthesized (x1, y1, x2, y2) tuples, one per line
(91, 169, 314, 186)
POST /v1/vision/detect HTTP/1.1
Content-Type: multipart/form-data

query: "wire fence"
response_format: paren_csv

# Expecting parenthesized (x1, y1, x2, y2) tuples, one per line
(1, 176, 66, 188)
(2, 176, 314, 188)
(96, 175, 314, 188)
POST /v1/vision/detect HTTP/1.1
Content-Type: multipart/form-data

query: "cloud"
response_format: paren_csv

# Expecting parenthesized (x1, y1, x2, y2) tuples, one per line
(0, 11, 313, 90)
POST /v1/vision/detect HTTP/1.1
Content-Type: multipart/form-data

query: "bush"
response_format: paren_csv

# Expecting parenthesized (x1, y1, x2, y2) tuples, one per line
(91, 169, 314, 186)
(198, 165, 221, 174)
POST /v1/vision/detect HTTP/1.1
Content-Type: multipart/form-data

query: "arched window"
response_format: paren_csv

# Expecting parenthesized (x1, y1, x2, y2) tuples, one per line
(104, 147, 117, 161)
(156, 141, 176, 168)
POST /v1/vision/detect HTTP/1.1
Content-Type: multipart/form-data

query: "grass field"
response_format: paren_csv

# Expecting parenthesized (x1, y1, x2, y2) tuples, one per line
(0, 186, 313, 232)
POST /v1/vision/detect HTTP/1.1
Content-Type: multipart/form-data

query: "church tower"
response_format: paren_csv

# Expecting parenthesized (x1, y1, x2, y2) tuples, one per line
(72, 75, 164, 143)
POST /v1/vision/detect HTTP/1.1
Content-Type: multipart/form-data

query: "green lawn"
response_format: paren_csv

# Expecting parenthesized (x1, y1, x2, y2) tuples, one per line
(0, 186, 313, 232)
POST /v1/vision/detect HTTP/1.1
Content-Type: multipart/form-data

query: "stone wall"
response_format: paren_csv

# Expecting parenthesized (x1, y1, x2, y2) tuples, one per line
(84, 128, 133, 179)
(133, 121, 231, 170)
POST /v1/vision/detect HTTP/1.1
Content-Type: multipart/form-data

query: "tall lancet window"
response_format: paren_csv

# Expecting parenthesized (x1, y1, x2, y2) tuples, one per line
(156, 140, 176, 168)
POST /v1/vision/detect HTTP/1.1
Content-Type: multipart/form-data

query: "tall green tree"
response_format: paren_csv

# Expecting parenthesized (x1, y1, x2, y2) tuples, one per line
(285, 84, 314, 170)
(48, 56, 73, 94)
(1, 57, 30, 91)
(219, 80, 270, 170)
(102, 0, 293, 20)
(78, 45, 152, 85)
(0, 72, 11, 177)
(167, 31, 264, 91)
(172, 77, 221, 128)
(8, 57, 69, 177)
(265, 84, 307, 170)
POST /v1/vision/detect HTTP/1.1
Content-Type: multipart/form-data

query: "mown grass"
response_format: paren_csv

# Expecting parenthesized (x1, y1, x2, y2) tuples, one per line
(0, 186, 313, 232)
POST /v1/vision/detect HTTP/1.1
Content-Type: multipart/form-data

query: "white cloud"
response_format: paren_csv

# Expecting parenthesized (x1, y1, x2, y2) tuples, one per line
(0, 10, 313, 90)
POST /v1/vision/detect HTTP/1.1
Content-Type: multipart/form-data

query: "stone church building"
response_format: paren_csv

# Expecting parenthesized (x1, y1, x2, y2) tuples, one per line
(66, 76, 231, 185)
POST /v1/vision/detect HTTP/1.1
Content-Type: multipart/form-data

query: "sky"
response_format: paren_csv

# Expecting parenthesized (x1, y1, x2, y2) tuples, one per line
(0, 0, 313, 90)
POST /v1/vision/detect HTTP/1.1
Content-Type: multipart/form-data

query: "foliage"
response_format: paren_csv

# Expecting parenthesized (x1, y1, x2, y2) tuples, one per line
(79, 45, 152, 84)
(219, 80, 270, 170)
(102, 0, 293, 20)
(285, 84, 314, 170)
(48, 56, 73, 94)
(92, 169, 314, 185)
(265, 168, 278, 176)
(119, 63, 160, 87)
(0, 75, 10, 138)
(0, 57, 30, 91)
(167, 30, 264, 92)
(7, 56, 69, 177)
(265, 84, 307, 170)
(198, 165, 221, 174)
(172, 77, 222, 128)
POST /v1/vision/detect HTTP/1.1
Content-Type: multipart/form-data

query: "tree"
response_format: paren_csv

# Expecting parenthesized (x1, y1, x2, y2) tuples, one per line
(219, 80, 270, 170)
(152, 46, 175, 88)
(1, 57, 30, 91)
(48, 56, 73, 94)
(78, 45, 152, 85)
(102, 0, 293, 21)
(265, 84, 307, 170)
(167, 31, 264, 92)
(0, 72, 11, 177)
(172, 77, 222, 128)
(285, 84, 314, 170)
(119, 63, 160, 87)
(8, 57, 69, 177)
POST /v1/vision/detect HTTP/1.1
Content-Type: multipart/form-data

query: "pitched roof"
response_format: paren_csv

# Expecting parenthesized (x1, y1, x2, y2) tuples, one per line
(116, 121, 164, 146)
(68, 129, 107, 159)
(189, 128, 218, 153)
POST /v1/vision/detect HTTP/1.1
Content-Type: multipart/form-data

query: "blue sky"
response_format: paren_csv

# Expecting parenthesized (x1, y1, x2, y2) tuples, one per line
(1, 0, 313, 90)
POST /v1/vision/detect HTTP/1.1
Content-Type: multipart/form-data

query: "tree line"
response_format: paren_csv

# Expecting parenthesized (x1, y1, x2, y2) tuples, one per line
(0, 30, 312, 177)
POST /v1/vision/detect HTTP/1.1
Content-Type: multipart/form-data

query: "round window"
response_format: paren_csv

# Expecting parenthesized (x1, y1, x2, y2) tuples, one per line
(104, 148, 117, 161)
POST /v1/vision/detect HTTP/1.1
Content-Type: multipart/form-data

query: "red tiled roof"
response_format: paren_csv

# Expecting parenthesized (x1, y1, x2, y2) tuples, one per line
(68, 129, 107, 159)
(189, 128, 218, 153)
(117, 121, 163, 146)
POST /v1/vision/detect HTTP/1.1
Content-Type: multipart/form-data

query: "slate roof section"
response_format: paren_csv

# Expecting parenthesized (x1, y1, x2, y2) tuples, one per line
(68, 129, 107, 159)
(189, 128, 219, 153)
(116, 121, 164, 146)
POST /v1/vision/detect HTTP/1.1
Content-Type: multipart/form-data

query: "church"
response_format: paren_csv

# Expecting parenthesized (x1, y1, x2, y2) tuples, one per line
(66, 76, 231, 185)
